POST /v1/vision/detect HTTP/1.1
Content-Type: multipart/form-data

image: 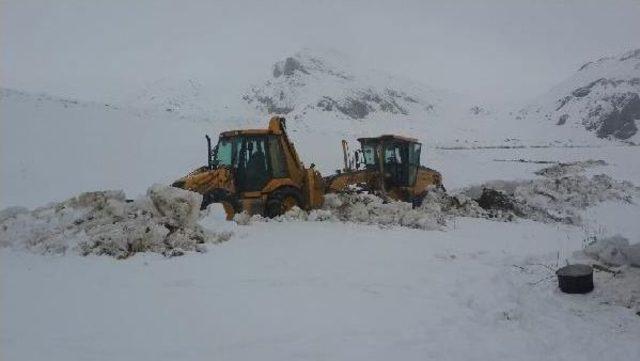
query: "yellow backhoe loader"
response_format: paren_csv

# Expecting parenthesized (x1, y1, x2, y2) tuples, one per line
(325, 135, 443, 206)
(172, 117, 325, 219)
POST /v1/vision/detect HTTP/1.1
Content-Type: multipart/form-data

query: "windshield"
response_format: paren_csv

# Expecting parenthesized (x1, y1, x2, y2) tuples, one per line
(359, 139, 422, 185)
(362, 143, 377, 168)
(214, 137, 234, 166)
(213, 135, 288, 192)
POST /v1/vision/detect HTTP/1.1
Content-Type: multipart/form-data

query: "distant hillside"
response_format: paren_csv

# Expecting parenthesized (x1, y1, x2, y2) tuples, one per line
(520, 48, 640, 142)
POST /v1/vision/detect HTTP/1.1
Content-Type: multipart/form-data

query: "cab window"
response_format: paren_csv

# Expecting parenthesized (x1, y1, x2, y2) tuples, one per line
(235, 136, 271, 192)
(384, 144, 404, 165)
(407, 143, 421, 185)
(215, 138, 233, 166)
(269, 136, 288, 178)
(362, 144, 377, 168)
(408, 143, 421, 165)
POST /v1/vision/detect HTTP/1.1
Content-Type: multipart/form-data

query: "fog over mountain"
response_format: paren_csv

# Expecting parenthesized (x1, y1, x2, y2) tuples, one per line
(2, 0, 640, 105)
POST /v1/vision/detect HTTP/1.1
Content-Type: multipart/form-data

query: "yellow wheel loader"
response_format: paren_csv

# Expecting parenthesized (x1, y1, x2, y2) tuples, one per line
(325, 135, 443, 207)
(172, 117, 325, 219)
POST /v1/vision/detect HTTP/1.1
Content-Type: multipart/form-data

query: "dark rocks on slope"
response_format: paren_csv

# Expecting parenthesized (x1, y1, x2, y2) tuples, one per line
(571, 78, 640, 100)
(249, 94, 293, 114)
(273, 57, 309, 78)
(619, 49, 640, 62)
(316, 90, 409, 119)
(593, 92, 640, 139)
(556, 96, 572, 111)
(557, 114, 569, 125)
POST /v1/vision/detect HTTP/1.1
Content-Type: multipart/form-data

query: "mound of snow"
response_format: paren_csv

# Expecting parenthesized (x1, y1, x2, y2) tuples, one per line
(584, 235, 640, 267)
(463, 174, 637, 225)
(533, 159, 607, 177)
(236, 160, 638, 230)
(569, 234, 640, 312)
(0, 185, 230, 258)
(320, 161, 638, 228)
(321, 192, 448, 230)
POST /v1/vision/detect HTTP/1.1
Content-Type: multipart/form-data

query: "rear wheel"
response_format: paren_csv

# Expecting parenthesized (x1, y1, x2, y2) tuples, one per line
(201, 189, 240, 212)
(265, 187, 303, 218)
(412, 192, 427, 208)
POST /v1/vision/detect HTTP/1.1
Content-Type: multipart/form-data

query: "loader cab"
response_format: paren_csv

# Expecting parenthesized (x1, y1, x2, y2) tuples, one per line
(210, 133, 289, 192)
(358, 135, 422, 187)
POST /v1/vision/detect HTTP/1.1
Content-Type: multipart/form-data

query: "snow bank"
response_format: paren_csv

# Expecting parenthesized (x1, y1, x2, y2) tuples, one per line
(584, 235, 640, 267)
(0, 185, 230, 258)
(235, 159, 638, 230)
(3, 160, 636, 255)
(534, 159, 607, 177)
(234, 187, 519, 229)
(461, 161, 638, 225)
(561, 235, 640, 312)
(319, 192, 448, 230)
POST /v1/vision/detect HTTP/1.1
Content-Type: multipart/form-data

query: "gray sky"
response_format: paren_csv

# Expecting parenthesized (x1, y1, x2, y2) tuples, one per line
(2, 0, 640, 104)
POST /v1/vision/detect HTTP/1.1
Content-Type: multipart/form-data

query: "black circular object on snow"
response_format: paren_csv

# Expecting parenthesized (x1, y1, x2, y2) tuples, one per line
(556, 264, 594, 294)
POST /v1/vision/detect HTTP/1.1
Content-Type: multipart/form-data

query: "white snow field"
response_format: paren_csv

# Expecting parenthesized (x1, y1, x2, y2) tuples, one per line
(3, 216, 640, 361)
(2, 48, 640, 360)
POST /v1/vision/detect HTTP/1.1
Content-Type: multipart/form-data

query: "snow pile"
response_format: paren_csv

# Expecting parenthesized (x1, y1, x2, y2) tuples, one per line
(319, 192, 448, 230)
(0, 185, 230, 258)
(236, 188, 494, 230)
(462, 160, 638, 224)
(533, 159, 607, 177)
(310, 160, 637, 228)
(591, 265, 640, 313)
(235, 159, 639, 230)
(584, 235, 640, 267)
(567, 235, 640, 312)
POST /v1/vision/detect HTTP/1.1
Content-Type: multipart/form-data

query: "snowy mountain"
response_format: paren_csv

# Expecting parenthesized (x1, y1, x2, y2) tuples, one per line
(241, 49, 458, 122)
(521, 48, 640, 142)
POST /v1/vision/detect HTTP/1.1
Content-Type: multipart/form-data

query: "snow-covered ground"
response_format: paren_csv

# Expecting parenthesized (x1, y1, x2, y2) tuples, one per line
(2, 127, 640, 360)
(3, 216, 640, 361)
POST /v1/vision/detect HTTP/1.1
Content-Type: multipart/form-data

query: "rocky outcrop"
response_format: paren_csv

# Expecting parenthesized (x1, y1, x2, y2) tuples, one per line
(273, 57, 309, 78)
(589, 92, 640, 139)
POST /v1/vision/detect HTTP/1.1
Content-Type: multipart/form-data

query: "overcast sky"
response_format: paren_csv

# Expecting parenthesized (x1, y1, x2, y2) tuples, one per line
(2, 0, 640, 104)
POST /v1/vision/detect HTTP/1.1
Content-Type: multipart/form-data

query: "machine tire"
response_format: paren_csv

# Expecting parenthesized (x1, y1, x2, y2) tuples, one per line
(265, 187, 303, 218)
(201, 189, 241, 212)
(411, 192, 427, 208)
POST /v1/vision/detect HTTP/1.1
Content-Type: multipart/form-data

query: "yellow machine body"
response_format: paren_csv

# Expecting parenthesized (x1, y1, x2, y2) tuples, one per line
(173, 117, 325, 219)
(325, 134, 443, 205)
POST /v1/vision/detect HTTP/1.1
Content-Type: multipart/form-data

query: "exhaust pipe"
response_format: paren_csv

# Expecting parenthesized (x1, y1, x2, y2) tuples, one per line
(341, 140, 349, 171)
(206, 135, 212, 169)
